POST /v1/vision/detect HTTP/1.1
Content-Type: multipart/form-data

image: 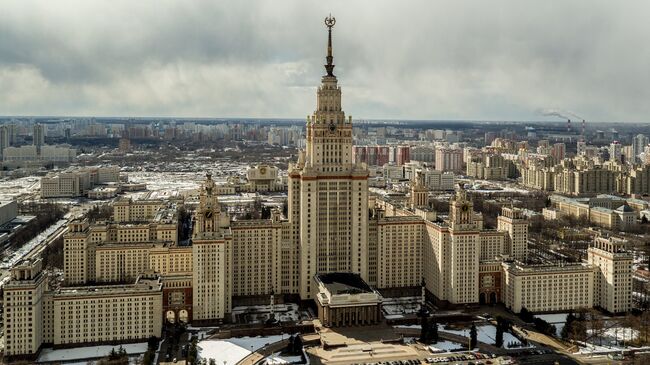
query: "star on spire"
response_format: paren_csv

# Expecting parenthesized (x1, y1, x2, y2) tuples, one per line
(324, 14, 336, 76)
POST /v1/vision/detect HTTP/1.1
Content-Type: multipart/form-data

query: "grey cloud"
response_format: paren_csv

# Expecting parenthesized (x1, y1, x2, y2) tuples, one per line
(0, 0, 649, 122)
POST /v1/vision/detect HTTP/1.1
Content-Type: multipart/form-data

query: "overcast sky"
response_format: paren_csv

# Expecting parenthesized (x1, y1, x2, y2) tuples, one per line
(1, 1, 649, 122)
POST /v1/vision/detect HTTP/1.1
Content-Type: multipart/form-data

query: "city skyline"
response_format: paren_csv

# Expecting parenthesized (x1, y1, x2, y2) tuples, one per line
(2, 1, 650, 123)
(0, 12, 649, 364)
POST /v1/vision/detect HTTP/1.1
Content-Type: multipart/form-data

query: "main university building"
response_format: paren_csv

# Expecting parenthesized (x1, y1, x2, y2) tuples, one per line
(3, 20, 633, 360)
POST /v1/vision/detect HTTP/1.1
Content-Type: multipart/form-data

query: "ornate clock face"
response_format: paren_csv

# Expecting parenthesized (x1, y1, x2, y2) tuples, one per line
(328, 122, 336, 132)
(260, 167, 267, 175)
(205, 210, 213, 219)
(461, 204, 469, 212)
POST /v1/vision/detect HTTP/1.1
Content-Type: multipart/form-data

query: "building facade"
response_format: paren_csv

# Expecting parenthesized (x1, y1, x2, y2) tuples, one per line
(588, 236, 633, 313)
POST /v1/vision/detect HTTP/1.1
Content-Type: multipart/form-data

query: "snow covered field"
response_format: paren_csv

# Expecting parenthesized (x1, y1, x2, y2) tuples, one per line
(582, 327, 639, 351)
(0, 176, 40, 200)
(534, 313, 569, 337)
(197, 335, 285, 365)
(382, 297, 422, 319)
(264, 351, 305, 364)
(125, 171, 204, 197)
(37, 342, 147, 363)
(428, 340, 464, 353)
(395, 323, 530, 349)
(442, 325, 531, 349)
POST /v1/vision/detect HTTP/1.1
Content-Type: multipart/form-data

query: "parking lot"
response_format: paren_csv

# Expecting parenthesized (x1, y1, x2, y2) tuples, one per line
(342, 351, 502, 365)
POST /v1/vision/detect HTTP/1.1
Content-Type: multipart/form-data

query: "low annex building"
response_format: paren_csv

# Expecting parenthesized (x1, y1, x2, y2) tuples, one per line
(314, 273, 382, 327)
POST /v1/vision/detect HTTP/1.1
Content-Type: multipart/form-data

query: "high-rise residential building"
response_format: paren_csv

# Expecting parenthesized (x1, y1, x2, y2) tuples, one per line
(484, 131, 497, 145)
(0, 125, 9, 158)
(550, 142, 566, 161)
(33, 123, 45, 151)
(435, 147, 463, 172)
(577, 140, 587, 156)
(633, 134, 649, 163)
(609, 141, 622, 163)
(7, 123, 17, 146)
(392, 145, 411, 165)
(353, 146, 391, 166)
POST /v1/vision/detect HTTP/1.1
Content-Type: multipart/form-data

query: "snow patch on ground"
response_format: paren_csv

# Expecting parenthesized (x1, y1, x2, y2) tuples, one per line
(441, 324, 532, 349)
(395, 323, 531, 350)
(264, 352, 304, 364)
(534, 313, 569, 337)
(37, 342, 148, 363)
(197, 335, 284, 365)
(428, 340, 464, 353)
(583, 327, 639, 350)
(394, 324, 422, 329)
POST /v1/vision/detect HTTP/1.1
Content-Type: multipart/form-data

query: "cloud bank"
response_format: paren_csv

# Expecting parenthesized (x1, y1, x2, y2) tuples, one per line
(1, 0, 649, 122)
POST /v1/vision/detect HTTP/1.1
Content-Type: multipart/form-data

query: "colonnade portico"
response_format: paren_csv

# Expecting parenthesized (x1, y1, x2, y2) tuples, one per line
(320, 303, 381, 327)
(314, 273, 383, 328)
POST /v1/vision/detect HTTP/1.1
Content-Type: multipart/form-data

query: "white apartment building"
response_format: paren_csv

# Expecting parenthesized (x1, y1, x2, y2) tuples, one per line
(3, 144, 76, 167)
(435, 147, 463, 172)
(40, 165, 121, 198)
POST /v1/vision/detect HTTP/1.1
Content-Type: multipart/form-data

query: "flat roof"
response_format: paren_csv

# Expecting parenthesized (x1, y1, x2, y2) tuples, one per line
(315, 272, 374, 295)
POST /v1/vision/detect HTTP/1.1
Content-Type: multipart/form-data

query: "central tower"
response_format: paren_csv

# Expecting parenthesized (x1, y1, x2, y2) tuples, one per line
(288, 16, 370, 299)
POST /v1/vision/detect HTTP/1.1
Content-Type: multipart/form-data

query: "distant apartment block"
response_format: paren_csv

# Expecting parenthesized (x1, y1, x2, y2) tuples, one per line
(40, 166, 121, 198)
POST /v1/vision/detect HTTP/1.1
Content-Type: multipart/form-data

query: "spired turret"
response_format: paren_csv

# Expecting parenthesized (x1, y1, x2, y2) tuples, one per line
(324, 15, 336, 77)
(410, 171, 429, 210)
(287, 16, 370, 300)
(193, 172, 229, 238)
(303, 17, 355, 171)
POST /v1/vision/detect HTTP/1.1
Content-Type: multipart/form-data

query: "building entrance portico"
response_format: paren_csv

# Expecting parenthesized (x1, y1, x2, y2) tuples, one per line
(315, 273, 382, 327)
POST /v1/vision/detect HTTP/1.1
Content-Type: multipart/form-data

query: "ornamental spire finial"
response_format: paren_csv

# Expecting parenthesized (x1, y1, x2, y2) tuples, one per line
(324, 14, 336, 76)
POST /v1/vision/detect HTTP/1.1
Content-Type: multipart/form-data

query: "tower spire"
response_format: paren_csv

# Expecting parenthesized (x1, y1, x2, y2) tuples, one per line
(324, 14, 336, 76)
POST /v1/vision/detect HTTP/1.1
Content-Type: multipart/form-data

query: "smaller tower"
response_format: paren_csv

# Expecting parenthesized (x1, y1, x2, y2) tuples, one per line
(193, 173, 225, 238)
(324, 14, 336, 77)
(192, 173, 233, 323)
(410, 171, 428, 210)
(3, 258, 47, 360)
(588, 236, 632, 313)
(497, 207, 528, 261)
(449, 184, 476, 230)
